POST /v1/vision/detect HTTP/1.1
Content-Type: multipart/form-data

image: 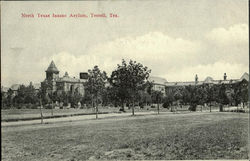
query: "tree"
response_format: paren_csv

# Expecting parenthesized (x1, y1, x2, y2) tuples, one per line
(12, 83, 39, 108)
(58, 91, 69, 107)
(5, 89, 14, 108)
(173, 89, 183, 108)
(217, 84, 229, 112)
(109, 59, 151, 116)
(203, 85, 216, 112)
(37, 90, 44, 124)
(188, 86, 199, 111)
(151, 90, 163, 114)
(40, 81, 54, 114)
(232, 80, 248, 108)
(69, 91, 83, 108)
(163, 92, 174, 109)
(240, 80, 248, 108)
(182, 86, 192, 105)
(196, 85, 208, 112)
(85, 65, 107, 119)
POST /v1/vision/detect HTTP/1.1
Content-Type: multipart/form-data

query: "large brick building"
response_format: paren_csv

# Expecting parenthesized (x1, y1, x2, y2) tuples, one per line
(148, 76, 167, 96)
(41, 61, 86, 96)
(165, 72, 249, 94)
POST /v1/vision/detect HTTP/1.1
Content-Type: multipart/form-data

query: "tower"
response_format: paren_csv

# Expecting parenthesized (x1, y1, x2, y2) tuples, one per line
(44, 61, 59, 92)
(195, 74, 198, 84)
(46, 61, 59, 81)
(224, 73, 227, 80)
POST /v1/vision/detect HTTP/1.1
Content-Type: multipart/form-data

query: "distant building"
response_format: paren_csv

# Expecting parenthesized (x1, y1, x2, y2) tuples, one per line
(165, 72, 249, 94)
(41, 61, 87, 96)
(9, 84, 21, 96)
(148, 76, 167, 96)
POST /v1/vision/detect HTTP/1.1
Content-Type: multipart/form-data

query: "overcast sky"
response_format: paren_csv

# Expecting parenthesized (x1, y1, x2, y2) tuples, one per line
(1, 0, 249, 87)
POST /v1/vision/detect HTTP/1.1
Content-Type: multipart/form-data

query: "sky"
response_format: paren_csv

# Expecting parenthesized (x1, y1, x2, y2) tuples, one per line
(1, 0, 249, 87)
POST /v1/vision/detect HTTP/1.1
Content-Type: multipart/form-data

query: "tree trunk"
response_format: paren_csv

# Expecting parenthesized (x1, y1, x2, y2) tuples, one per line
(96, 103, 98, 119)
(132, 100, 135, 116)
(51, 101, 54, 116)
(40, 98, 43, 124)
(121, 100, 125, 111)
(157, 101, 160, 114)
(209, 103, 211, 112)
(219, 104, 223, 112)
(92, 94, 94, 109)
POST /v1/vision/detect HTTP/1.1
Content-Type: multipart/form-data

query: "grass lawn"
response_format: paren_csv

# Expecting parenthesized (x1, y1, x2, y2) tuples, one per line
(1, 106, 171, 121)
(1, 105, 220, 121)
(1, 108, 118, 120)
(2, 112, 249, 160)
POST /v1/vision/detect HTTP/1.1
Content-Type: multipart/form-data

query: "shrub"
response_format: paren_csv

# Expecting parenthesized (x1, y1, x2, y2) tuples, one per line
(16, 104, 24, 109)
(189, 103, 197, 111)
(119, 108, 126, 112)
(139, 102, 144, 109)
(44, 104, 53, 109)
(219, 104, 223, 112)
(63, 102, 68, 106)
(163, 102, 170, 109)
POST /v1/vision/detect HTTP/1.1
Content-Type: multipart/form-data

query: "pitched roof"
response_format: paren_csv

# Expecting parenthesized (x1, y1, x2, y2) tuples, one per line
(33, 83, 41, 90)
(1, 86, 9, 92)
(204, 76, 214, 84)
(240, 72, 249, 81)
(10, 84, 21, 91)
(148, 76, 167, 85)
(165, 81, 203, 87)
(46, 61, 59, 72)
(57, 73, 83, 83)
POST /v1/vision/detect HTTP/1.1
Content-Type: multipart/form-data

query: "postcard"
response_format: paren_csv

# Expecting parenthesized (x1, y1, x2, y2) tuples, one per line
(1, 0, 249, 160)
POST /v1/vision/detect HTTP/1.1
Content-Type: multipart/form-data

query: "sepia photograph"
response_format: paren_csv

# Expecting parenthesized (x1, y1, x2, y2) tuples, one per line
(1, 0, 249, 160)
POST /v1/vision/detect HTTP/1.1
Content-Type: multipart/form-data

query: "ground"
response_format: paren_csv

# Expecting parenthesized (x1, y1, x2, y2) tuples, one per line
(1, 105, 218, 121)
(1, 112, 249, 161)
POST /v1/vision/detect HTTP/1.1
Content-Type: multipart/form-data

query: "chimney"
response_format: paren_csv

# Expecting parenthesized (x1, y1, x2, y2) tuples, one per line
(195, 74, 198, 84)
(224, 73, 227, 80)
(80, 72, 88, 79)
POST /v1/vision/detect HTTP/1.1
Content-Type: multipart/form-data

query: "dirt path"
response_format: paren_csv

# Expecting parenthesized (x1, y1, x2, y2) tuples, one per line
(1, 111, 228, 133)
(1, 111, 162, 127)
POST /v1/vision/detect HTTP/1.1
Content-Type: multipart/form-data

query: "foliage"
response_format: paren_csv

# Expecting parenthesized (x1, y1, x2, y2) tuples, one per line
(232, 80, 248, 107)
(13, 83, 39, 106)
(151, 90, 163, 104)
(85, 65, 107, 116)
(109, 59, 151, 114)
(163, 94, 174, 108)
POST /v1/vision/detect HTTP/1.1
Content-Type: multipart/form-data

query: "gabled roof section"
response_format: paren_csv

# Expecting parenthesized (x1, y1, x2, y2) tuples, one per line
(46, 61, 59, 73)
(165, 81, 203, 87)
(57, 72, 82, 83)
(240, 72, 249, 81)
(57, 76, 82, 83)
(10, 84, 21, 91)
(1, 86, 9, 92)
(148, 76, 167, 85)
(204, 76, 214, 84)
(33, 83, 41, 90)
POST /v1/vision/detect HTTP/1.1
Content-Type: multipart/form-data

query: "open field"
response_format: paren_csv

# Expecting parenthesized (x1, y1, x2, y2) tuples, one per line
(2, 112, 249, 161)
